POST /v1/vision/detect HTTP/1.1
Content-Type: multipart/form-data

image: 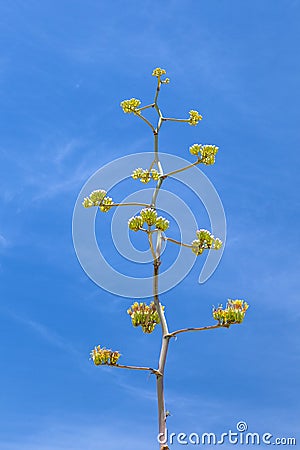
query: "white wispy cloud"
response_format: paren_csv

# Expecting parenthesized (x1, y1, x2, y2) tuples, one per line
(52, 139, 80, 165)
(4, 310, 80, 358)
(0, 233, 9, 248)
(1, 138, 100, 206)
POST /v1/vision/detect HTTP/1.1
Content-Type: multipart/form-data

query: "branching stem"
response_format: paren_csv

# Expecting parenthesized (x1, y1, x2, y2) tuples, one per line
(138, 103, 155, 112)
(162, 159, 202, 179)
(112, 202, 150, 208)
(162, 117, 190, 123)
(113, 364, 162, 376)
(146, 76, 173, 450)
(121, 73, 216, 450)
(162, 236, 192, 249)
(167, 324, 227, 338)
(136, 113, 156, 133)
(148, 233, 157, 260)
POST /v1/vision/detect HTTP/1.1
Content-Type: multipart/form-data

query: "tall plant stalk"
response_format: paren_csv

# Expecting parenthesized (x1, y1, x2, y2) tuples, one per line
(83, 67, 249, 450)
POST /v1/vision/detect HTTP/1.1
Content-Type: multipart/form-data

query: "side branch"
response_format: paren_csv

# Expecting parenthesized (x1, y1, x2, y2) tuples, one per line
(136, 113, 156, 133)
(114, 364, 162, 376)
(154, 79, 161, 105)
(166, 324, 230, 338)
(148, 233, 157, 260)
(112, 202, 150, 208)
(138, 103, 155, 112)
(162, 159, 202, 179)
(162, 117, 190, 123)
(162, 236, 192, 249)
(151, 177, 164, 207)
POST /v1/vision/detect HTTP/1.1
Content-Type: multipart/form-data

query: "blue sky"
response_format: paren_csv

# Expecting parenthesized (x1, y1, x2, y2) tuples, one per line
(0, 0, 300, 448)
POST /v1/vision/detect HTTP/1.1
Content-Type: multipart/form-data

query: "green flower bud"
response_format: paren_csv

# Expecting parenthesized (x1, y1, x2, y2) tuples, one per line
(93, 353, 102, 365)
(191, 239, 203, 255)
(193, 229, 222, 253)
(89, 189, 107, 204)
(189, 110, 202, 126)
(131, 168, 160, 183)
(90, 346, 121, 366)
(140, 208, 157, 226)
(82, 189, 114, 211)
(99, 196, 113, 212)
(82, 197, 94, 208)
(132, 168, 144, 180)
(196, 229, 212, 242)
(152, 67, 166, 77)
(189, 144, 202, 156)
(101, 349, 110, 363)
(140, 171, 151, 184)
(155, 216, 169, 231)
(150, 169, 160, 181)
(128, 216, 144, 231)
(214, 238, 222, 250)
(200, 145, 219, 165)
(120, 98, 141, 114)
(110, 351, 121, 365)
(82, 190, 108, 208)
(142, 323, 155, 333)
(212, 300, 249, 326)
(127, 301, 163, 334)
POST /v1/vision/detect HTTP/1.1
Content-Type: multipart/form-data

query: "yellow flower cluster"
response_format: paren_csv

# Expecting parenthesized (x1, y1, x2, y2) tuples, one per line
(201, 145, 219, 165)
(213, 300, 249, 326)
(188, 110, 203, 126)
(99, 197, 114, 212)
(90, 345, 121, 366)
(128, 216, 144, 232)
(128, 208, 169, 232)
(152, 67, 166, 77)
(141, 208, 158, 226)
(132, 168, 160, 183)
(82, 190, 113, 212)
(189, 144, 219, 165)
(127, 301, 163, 333)
(152, 67, 169, 83)
(191, 229, 222, 255)
(155, 217, 170, 231)
(120, 98, 141, 114)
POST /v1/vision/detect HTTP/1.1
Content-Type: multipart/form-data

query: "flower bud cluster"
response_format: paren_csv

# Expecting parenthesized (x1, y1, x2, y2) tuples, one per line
(213, 300, 249, 326)
(120, 98, 141, 114)
(127, 301, 164, 333)
(90, 345, 121, 366)
(152, 67, 165, 77)
(191, 229, 222, 255)
(82, 190, 113, 212)
(128, 216, 144, 232)
(128, 208, 169, 232)
(189, 144, 219, 165)
(99, 197, 113, 212)
(132, 168, 160, 183)
(155, 216, 170, 231)
(141, 208, 159, 226)
(152, 67, 170, 83)
(188, 110, 203, 126)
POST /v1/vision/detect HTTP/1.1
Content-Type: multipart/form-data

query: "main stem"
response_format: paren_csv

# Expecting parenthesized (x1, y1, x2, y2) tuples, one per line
(151, 77, 171, 449)
(153, 258, 170, 449)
